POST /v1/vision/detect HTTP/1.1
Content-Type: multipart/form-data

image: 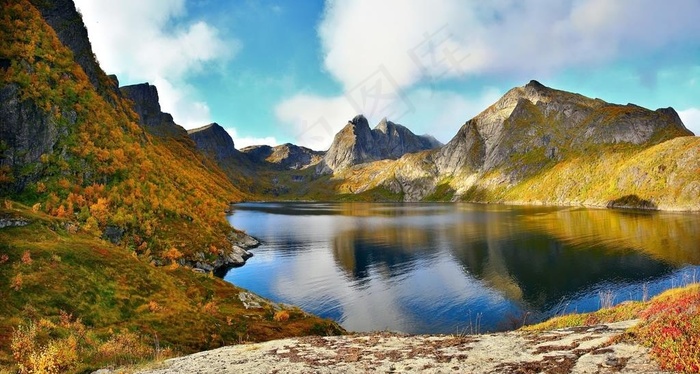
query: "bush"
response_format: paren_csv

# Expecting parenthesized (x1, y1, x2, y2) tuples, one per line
(11, 320, 80, 374)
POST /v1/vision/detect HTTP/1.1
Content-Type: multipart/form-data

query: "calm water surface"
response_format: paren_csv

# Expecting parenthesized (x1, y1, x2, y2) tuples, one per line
(224, 202, 700, 334)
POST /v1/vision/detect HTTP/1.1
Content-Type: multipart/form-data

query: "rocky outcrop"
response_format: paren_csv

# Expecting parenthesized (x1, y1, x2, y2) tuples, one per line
(188, 231, 260, 273)
(30, 0, 116, 100)
(241, 143, 325, 170)
(134, 320, 666, 374)
(187, 123, 241, 162)
(0, 215, 30, 229)
(318, 115, 442, 173)
(0, 84, 71, 193)
(120, 83, 188, 138)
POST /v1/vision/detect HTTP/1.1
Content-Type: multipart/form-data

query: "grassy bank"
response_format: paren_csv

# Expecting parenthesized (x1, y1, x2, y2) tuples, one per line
(0, 203, 343, 373)
(524, 283, 700, 372)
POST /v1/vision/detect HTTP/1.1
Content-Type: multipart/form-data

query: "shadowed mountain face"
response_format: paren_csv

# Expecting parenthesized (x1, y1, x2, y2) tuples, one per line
(241, 143, 325, 170)
(120, 83, 188, 139)
(188, 123, 241, 163)
(317, 115, 443, 174)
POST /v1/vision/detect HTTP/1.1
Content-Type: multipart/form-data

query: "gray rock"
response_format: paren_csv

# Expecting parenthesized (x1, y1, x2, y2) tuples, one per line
(31, 0, 104, 95)
(241, 143, 325, 170)
(318, 115, 442, 174)
(102, 225, 124, 244)
(0, 217, 30, 229)
(120, 83, 188, 139)
(0, 84, 67, 193)
(431, 79, 692, 180)
(187, 123, 238, 162)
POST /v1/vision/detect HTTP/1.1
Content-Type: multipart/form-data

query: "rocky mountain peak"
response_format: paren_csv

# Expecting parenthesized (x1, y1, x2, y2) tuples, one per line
(187, 123, 238, 162)
(350, 114, 370, 127)
(120, 83, 187, 138)
(317, 115, 443, 174)
(375, 117, 390, 132)
(525, 79, 547, 91)
(435, 80, 694, 176)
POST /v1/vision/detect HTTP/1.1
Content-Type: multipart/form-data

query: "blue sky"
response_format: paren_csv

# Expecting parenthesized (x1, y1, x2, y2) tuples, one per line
(75, 0, 700, 150)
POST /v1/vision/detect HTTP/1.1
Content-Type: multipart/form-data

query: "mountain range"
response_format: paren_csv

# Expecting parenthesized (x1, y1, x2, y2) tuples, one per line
(182, 80, 698, 210)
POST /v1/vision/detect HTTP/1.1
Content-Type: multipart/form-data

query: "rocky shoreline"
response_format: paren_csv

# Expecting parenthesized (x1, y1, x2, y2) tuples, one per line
(132, 320, 667, 374)
(186, 230, 261, 274)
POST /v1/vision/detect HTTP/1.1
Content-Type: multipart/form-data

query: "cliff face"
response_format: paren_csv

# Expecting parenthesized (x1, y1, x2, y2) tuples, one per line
(30, 0, 115, 99)
(120, 83, 188, 138)
(318, 115, 442, 173)
(0, 84, 69, 193)
(187, 123, 240, 162)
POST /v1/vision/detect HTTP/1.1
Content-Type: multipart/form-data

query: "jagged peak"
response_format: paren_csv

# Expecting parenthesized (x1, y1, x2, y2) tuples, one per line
(120, 82, 160, 104)
(374, 117, 393, 133)
(188, 122, 224, 134)
(525, 79, 547, 91)
(350, 114, 370, 127)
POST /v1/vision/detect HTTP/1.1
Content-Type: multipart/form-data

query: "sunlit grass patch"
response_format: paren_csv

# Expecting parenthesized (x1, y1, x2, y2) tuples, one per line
(523, 284, 700, 373)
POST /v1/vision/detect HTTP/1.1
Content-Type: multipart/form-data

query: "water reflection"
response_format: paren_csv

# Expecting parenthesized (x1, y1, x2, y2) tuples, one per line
(225, 203, 700, 333)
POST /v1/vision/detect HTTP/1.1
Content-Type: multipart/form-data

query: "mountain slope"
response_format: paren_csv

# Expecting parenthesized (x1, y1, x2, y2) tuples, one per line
(317, 115, 442, 174)
(327, 81, 698, 209)
(0, 0, 254, 261)
(0, 1, 342, 370)
(433, 80, 690, 176)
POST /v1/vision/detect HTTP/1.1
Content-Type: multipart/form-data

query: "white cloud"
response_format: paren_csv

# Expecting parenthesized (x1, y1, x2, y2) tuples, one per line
(276, 0, 699, 150)
(318, 0, 700, 90)
(400, 88, 503, 143)
(274, 87, 502, 150)
(224, 127, 279, 150)
(275, 94, 357, 151)
(75, 0, 238, 128)
(679, 108, 700, 136)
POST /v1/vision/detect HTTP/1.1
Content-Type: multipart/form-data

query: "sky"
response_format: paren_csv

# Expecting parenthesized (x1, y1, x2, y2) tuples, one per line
(74, 0, 700, 151)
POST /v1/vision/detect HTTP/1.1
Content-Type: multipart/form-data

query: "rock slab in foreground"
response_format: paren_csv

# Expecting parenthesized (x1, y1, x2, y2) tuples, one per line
(136, 320, 667, 374)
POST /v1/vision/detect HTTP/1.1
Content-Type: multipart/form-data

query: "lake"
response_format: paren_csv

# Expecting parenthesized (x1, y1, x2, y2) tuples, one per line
(224, 202, 700, 334)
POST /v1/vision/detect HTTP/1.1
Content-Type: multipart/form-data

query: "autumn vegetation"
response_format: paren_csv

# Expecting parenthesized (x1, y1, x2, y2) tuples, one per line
(0, 204, 343, 372)
(524, 283, 700, 372)
(0, 1, 343, 372)
(0, 0, 247, 263)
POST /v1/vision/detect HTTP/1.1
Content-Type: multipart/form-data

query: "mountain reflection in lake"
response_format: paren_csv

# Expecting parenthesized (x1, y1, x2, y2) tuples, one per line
(224, 202, 700, 334)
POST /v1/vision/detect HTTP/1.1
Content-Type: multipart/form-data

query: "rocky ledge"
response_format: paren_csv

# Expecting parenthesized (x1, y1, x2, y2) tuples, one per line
(0, 215, 30, 229)
(134, 320, 666, 373)
(187, 231, 260, 274)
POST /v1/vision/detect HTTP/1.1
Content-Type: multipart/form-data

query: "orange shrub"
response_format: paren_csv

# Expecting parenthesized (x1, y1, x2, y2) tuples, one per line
(273, 310, 290, 322)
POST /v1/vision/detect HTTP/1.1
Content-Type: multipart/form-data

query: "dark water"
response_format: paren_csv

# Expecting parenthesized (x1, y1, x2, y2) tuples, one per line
(224, 202, 700, 334)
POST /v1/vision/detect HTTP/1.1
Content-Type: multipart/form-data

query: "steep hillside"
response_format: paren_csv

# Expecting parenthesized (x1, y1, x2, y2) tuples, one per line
(327, 81, 698, 209)
(186, 122, 265, 194)
(0, 204, 342, 371)
(0, 1, 344, 371)
(317, 115, 442, 174)
(0, 0, 252, 263)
